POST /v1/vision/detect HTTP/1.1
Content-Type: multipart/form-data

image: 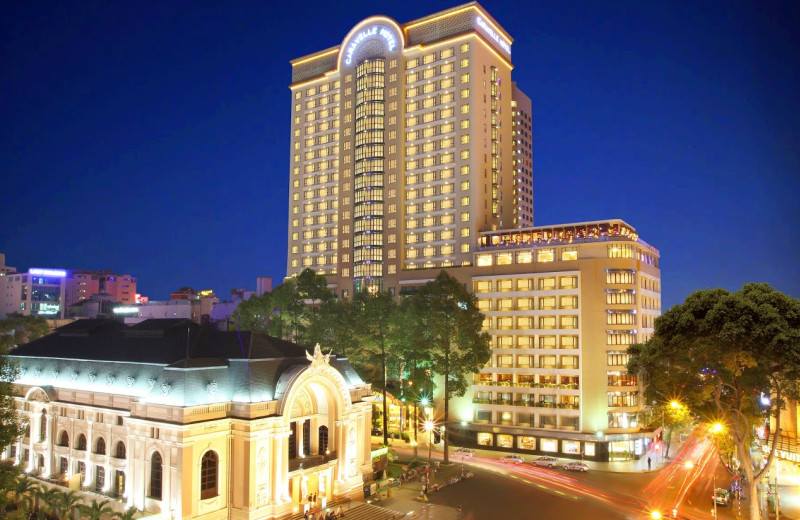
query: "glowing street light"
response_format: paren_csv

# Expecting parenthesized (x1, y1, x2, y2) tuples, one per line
(709, 422, 726, 519)
(425, 419, 435, 466)
(670, 400, 681, 409)
(651, 510, 662, 519)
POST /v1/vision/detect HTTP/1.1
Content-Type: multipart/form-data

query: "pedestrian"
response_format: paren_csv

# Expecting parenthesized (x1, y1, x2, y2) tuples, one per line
(304, 511, 309, 520)
(647, 456, 652, 470)
(336, 505, 344, 517)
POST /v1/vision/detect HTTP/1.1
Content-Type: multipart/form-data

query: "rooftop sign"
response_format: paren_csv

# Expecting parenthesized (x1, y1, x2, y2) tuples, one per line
(30, 268, 67, 277)
(475, 15, 511, 55)
(344, 25, 398, 65)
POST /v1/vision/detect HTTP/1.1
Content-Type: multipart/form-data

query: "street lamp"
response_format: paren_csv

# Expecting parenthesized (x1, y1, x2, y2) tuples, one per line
(424, 420, 435, 469)
(709, 422, 725, 520)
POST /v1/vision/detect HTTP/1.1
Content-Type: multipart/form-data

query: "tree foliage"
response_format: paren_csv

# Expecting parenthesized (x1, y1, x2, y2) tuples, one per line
(627, 283, 800, 520)
(411, 271, 491, 463)
(0, 315, 40, 452)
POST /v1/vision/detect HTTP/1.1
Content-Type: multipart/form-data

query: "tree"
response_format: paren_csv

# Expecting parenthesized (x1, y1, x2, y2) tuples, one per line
(230, 292, 272, 334)
(57, 490, 83, 520)
(10, 475, 37, 513)
(351, 291, 399, 447)
(0, 313, 50, 350)
(0, 314, 46, 451)
(650, 401, 691, 459)
(114, 507, 142, 520)
(627, 284, 800, 520)
(33, 485, 61, 520)
(411, 271, 491, 464)
(78, 499, 114, 520)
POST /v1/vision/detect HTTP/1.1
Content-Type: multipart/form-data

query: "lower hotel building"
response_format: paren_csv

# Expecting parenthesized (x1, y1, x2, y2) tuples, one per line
(5, 319, 374, 519)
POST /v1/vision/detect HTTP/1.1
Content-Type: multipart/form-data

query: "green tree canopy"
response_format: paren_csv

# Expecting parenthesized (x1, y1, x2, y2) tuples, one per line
(627, 283, 800, 520)
(410, 271, 491, 463)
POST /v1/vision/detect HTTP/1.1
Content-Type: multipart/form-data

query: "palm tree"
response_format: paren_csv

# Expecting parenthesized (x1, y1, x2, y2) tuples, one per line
(10, 476, 37, 512)
(78, 499, 114, 520)
(113, 507, 141, 520)
(57, 490, 83, 520)
(34, 485, 62, 519)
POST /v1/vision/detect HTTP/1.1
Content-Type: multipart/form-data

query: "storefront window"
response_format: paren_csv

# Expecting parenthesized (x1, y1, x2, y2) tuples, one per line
(497, 434, 513, 448)
(562, 441, 580, 454)
(584, 442, 595, 457)
(518, 436, 536, 450)
(477, 433, 493, 446)
(540, 439, 558, 452)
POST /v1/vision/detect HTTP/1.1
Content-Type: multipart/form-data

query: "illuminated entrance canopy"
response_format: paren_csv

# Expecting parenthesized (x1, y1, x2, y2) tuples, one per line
(475, 15, 511, 55)
(344, 25, 398, 65)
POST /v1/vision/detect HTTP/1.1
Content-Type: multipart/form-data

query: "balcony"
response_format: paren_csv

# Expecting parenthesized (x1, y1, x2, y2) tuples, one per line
(288, 451, 338, 473)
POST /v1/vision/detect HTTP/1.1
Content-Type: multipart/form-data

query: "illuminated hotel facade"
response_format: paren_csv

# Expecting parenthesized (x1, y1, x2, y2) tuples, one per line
(287, 2, 531, 295)
(288, 4, 662, 460)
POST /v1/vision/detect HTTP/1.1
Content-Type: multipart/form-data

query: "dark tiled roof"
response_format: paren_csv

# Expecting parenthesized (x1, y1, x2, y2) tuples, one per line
(11, 319, 310, 364)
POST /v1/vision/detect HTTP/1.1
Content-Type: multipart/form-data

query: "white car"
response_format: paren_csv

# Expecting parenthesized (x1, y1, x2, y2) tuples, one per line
(563, 461, 589, 472)
(531, 456, 559, 468)
(500, 454, 525, 464)
(453, 448, 475, 457)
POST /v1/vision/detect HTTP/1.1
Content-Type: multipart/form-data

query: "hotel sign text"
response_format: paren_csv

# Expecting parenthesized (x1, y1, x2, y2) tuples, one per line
(344, 25, 398, 65)
(475, 15, 511, 55)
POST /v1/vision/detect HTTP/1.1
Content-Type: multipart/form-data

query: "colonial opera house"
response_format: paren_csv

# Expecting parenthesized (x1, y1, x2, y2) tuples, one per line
(4, 319, 374, 519)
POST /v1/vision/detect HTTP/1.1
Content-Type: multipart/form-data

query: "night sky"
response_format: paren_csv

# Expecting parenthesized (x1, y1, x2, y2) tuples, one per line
(2, 1, 798, 309)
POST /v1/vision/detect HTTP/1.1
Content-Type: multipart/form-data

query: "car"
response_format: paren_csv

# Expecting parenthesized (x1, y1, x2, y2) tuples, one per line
(453, 448, 475, 457)
(371, 427, 383, 436)
(531, 456, 559, 468)
(500, 454, 525, 464)
(713, 488, 731, 506)
(563, 461, 589, 472)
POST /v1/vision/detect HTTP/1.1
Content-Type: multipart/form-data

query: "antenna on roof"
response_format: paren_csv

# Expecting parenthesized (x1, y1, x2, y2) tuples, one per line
(186, 325, 190, 362)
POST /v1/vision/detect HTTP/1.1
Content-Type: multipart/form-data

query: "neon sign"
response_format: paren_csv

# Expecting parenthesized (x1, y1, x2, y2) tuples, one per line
(30, 268, 67, 277)
(37, 303, 60, 315)
(344, 25, 398, 65)
(113, 306, 140, 314)
(475, 15, 511, 55)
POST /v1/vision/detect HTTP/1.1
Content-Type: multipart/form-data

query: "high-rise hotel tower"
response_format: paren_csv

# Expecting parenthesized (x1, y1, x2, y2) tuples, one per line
(288, 3, 532, 295)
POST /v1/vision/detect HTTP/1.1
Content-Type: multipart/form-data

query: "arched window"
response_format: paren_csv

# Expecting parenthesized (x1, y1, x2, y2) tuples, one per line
(39, 409, 47, 441)
(149, 452, 162, 500)
(76, 434, 87, 451)
(200, 451, 218, 499)
(58, 430, 69, 447)
(318, 425, 329, 455)
(115, 441, 126, 459)
(95, 437, 106, 455)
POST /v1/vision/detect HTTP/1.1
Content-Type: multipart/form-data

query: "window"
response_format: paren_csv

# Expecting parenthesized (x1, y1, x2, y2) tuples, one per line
(607, 371, 638, 386)
(76, 434, 87, 451)
(318, 425, 329, 453)
(39, 409, 47, 441)
(537, 249, 555, 262)
(58, 430, 69, 447)
(607, 270, 635, 284)
(115, 441, 126, 459)
(608, 244, 635, 258)
(95, 437, 106, 455)
(95, 465, 105, 493)
(200, 451, 218, 499)
(150, 452, 163, 500)
(607, 351, 629, 366)
(561, 247, 577, 261)
(608, 391, 639, 407)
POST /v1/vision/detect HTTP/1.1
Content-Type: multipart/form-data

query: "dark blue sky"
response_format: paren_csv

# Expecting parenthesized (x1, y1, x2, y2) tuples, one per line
(2, 1, 798, 308)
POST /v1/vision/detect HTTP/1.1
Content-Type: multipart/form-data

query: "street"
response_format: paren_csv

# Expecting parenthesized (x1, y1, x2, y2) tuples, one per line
(385, 433, 748, 520)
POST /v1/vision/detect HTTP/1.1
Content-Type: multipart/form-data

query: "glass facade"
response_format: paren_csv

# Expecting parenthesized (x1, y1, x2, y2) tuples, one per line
(353, 59, 386, 293)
